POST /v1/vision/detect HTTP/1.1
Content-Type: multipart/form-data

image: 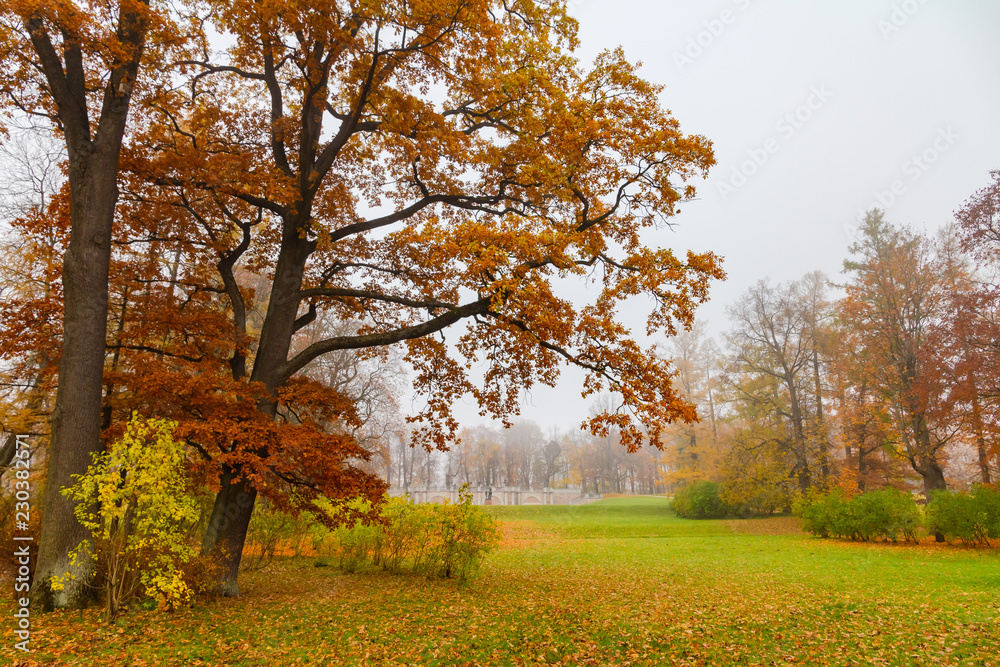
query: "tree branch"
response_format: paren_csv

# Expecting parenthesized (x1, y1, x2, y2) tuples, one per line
(276, 296, 492, 384)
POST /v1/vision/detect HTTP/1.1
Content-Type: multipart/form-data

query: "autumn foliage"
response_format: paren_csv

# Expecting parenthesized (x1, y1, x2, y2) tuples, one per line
(1, 0, 723, 599)
(658, 184, 1000, 514)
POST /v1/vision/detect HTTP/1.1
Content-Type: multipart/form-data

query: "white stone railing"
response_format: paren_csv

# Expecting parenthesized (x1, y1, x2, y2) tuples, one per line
(388, 486, 602, 506)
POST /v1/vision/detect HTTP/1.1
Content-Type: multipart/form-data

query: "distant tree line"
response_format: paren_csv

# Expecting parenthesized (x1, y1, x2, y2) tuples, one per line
(386, 414, 665, 495)
(659, 174, 1000, 512)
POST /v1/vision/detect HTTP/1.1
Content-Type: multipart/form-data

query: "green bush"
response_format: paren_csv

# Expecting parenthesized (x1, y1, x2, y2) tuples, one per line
(431, 486, 503, 581)
(853, 489, 920, 542)
(926, 486, 1000, 546)
(799, 488, 919, 543)
(976, 486, 1000, 538)
(243, 502, 320, 572)
(672, 481, 729, 519)
(798, 490, 845, 538)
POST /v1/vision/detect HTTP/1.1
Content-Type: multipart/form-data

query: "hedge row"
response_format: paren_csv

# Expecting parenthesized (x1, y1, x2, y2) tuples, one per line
(926, 486, 1000, 546)
(245, 485, 501, 583)
(800, 486, 1000, 545)
(799, 488, 920, 542)
(328, 485, 501, 583)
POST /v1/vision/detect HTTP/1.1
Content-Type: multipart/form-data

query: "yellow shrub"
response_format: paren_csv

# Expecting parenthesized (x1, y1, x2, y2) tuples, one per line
(54, 414, 199, 619)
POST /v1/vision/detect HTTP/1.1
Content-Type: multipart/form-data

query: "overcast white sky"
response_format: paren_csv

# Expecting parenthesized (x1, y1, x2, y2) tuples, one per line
(436, 0, 1000, 435)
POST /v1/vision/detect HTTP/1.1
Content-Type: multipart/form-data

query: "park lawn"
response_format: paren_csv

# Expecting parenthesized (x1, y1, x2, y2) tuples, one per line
(4, 496, 999, 666)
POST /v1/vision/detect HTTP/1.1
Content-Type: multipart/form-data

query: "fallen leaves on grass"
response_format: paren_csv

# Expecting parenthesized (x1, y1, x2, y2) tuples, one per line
(2, 500, 998, 666)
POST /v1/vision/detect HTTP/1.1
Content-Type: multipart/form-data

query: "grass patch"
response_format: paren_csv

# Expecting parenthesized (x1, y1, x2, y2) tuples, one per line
(4, 496, 999, 666)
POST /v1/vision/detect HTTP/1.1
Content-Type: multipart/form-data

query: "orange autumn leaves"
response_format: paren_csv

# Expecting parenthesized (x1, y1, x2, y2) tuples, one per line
(2, 1, 722, 542)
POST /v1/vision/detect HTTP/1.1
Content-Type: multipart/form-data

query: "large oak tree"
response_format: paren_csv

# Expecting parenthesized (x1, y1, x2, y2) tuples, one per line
(0, 0, 191, 608)
(123, 0, 722, 594)
(2, 0, 723, 599)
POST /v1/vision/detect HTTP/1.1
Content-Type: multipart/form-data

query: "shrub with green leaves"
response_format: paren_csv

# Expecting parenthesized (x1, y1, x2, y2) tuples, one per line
(926, 486, 1000, 546)
(975, 485, 1000, 538)
(798, 490, 846, 538)
(799, 488, 919, 543)
(55, 415, 200, 619)
(242, 502, 321, 572)
(672, 481, 730, 519)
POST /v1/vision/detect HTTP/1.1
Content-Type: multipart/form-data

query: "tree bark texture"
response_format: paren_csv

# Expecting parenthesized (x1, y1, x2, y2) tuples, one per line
(27, 5, 148, 608)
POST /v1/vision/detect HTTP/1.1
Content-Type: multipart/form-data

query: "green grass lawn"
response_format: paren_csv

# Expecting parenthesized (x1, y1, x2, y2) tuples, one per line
(4, 496, 999, 666)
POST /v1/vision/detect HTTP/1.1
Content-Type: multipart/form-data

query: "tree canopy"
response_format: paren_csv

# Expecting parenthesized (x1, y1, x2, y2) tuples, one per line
(1, 0, 724, 596)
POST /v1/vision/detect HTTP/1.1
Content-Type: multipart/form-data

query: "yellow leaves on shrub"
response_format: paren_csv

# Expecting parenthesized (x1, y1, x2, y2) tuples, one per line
(56, 414, 199, 618)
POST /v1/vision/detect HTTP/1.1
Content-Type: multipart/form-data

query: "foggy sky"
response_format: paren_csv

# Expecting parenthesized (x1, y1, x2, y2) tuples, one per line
(441, 0, 1000, 435)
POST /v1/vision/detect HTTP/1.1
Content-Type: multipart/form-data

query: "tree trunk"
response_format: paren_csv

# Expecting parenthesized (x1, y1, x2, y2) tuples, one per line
(26, 3, 149, 610)
(857, 448, 866, 492)
(812, 348, 830, 486)
(971, 391, 992, 484)
(200, 224, 312, 593)
(34, 153, 129, 609)
(706, 368, 718, 452)
(0, 433, 14, 471)
(919, 458, 947, 543)
(200, 466, 258, 596)
(787, 379, 811, 493)
(976, 437, 992, 486)
(920, 460, 947, 496)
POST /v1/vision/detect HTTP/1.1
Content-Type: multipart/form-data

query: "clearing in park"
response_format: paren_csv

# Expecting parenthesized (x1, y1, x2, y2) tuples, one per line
(3, 496, 998, 666)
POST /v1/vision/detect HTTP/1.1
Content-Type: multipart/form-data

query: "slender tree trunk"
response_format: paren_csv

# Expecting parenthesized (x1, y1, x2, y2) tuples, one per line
(812, 349, 830, 486)
(788, 380, 811, 493)
(706, 368, 718, 452)
(408, 443, 416, 487)
(971, 391, 992, 484)
(857, 447, 867, 492)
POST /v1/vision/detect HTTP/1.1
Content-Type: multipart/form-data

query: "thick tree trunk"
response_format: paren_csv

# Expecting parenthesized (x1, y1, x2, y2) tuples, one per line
(25, 3, 148, 610)
(0, 433, 14, 471)
(906, 401, 947, 541)
(34, 164, 120, 609)
(920, 460, 947, 496)
(976, 437, 992, 486)
(918, 458, 947, 543)
(200, 466, 258, 596)
(796, 465, 811, 494)
(201, 226, 312, 593)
